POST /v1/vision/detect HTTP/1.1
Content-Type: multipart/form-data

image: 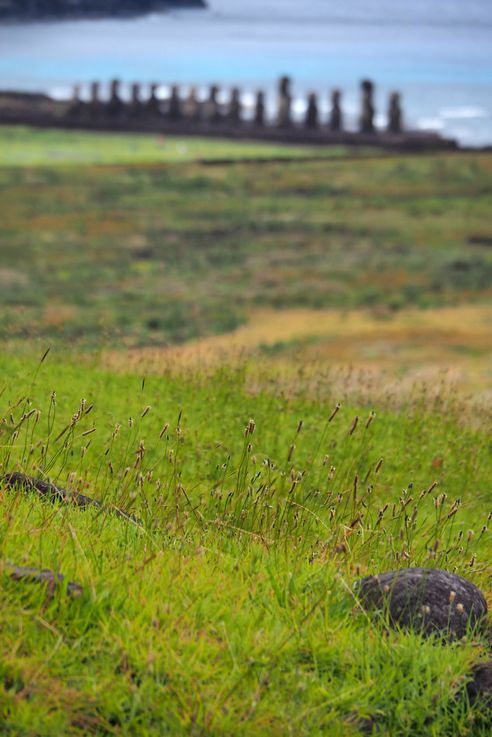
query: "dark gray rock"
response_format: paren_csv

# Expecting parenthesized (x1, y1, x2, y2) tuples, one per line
(3, 471, 101, 508)
(4, 564, 83, 598)
(2, 472, 142, 526)
(357, 715, 383, 735)
(356, 568, 488, 639)
(467, 662, 492, 707)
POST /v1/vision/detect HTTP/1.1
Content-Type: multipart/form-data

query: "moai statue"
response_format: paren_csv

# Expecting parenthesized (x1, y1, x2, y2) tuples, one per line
(68, 83, 83, 116)
(107, 78, 123, 117)
(254, 90, 265, 126)
(129, 83, 142, 117)
(387, 91, 403, 134)
(329, 89, 343, 131)
(359, 79, 375, 133)
(277, 75, 292, 127)
(204, 84, 221, 123)
(90, 82, 101, 117)
(228, 87, 242, 124)
(305, 92, 319, 128)
(147, 83, 161, 116)
(184, 86, 200, 121)
(168, 85, 182, 120)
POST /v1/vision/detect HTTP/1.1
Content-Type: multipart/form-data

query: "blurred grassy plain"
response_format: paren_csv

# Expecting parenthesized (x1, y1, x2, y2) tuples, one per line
(0, 125, 343, 166)
(1, 125, 491, 399)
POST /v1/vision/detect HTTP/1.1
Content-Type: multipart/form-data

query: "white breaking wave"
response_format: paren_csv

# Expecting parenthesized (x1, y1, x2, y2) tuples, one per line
(440, 106, 488, 119)
(49, 85, 72, 100)
(417, 117, 445, 131)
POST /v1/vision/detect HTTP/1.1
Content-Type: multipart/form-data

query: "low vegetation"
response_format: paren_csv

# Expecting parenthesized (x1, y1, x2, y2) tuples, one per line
(1, 352, 491, 736)
(0, 127, 491, 735)
(1, 127, 491, 348)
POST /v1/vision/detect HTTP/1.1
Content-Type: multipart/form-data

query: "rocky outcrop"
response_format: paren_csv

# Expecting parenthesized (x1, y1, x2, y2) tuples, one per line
(0, 0, 206, 22)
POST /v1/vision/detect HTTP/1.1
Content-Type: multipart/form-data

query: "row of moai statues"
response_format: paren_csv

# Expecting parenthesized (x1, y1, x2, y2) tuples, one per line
(69, 77, 403, 134)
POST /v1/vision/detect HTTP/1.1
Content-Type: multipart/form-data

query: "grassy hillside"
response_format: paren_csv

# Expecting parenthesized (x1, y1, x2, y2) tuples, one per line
(0, 127, 491, 735)
(0, 352, 491, 736)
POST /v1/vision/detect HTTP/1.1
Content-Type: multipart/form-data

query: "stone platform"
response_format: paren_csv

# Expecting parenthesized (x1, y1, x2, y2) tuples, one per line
(0, 77, 458, 151)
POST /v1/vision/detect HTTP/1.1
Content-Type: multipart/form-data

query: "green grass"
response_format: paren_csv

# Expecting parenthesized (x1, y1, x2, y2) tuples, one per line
(0, 126, 345, 167)
(0, 127, 491, 346)
(0, 352, 491, 736)
(1, 127, 492, 735)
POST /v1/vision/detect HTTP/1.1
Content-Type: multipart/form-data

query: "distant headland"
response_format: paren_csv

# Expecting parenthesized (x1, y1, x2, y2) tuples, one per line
(0, 0, 206, 23)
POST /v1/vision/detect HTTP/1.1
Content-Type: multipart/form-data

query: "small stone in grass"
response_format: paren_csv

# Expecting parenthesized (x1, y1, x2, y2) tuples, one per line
(355, 568, 487, 639)
(1, 471, 142, 526)
(4, 564, 83, 599)
(467, 662, 492, 707)
(2, 471, 101, 508)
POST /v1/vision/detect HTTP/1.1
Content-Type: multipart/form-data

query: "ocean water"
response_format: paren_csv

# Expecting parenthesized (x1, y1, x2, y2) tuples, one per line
(0, 0, 491, 145)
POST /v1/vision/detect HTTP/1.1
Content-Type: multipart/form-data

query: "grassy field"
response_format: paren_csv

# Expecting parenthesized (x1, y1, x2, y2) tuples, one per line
(1, 128, 491, 354)
(0, 127, 491, 736)
(0, 126, 348, 167)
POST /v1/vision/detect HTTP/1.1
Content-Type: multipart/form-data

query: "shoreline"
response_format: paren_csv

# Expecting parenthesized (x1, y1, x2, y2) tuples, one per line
(0, 0, 206, 24)
(0, 117, 460, 152)
(5, 86, 492, 150)
(0, 87, 461, 152)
